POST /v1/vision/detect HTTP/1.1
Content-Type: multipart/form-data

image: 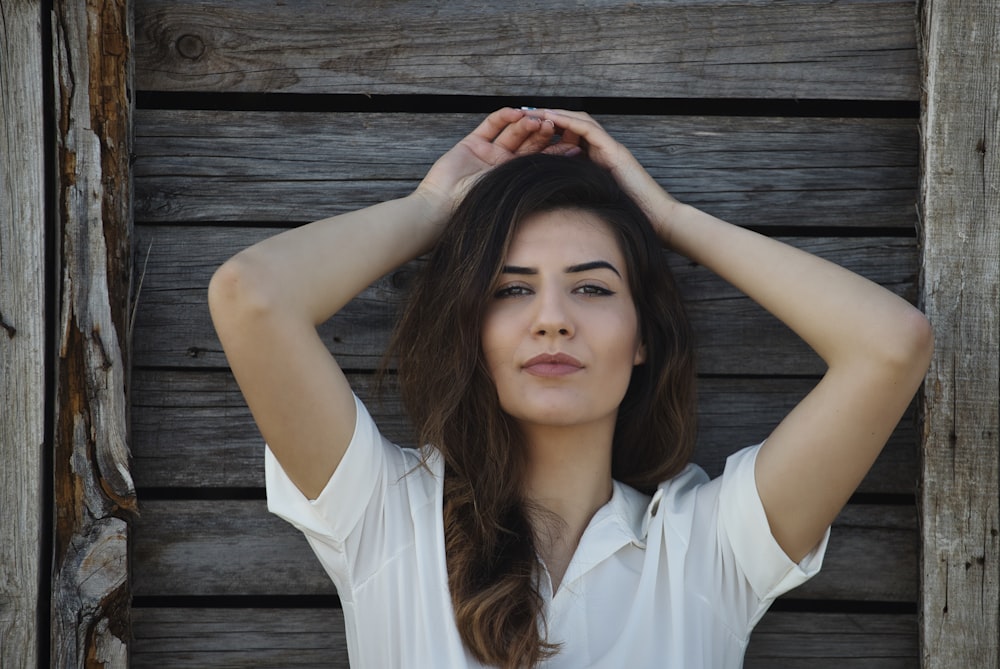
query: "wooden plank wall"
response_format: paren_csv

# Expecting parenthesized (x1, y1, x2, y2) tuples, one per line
(128, 1, 923, 666)
(0, 2, 47, 666)
(918, 0, 1000, 666)
(49, 0, 137, 665)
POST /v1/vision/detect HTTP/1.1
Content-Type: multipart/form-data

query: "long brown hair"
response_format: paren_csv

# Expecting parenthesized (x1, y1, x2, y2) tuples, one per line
(387, 154, 696, 667)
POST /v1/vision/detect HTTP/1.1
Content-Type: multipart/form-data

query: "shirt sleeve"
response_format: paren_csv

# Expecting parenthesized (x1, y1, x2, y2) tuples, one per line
(264, 394, 433, 586)
(716, 443, 829, 620)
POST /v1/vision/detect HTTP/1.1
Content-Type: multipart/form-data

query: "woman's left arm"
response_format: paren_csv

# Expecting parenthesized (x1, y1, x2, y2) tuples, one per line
(661, 202, 933, 561)
(541, 109, 934, 562)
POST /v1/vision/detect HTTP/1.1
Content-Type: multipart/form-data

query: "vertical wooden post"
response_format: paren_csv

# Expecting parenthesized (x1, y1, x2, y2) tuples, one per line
(0, 2, 47, 666)
(50, 0, 135, 665)
(919, 0, 1000, 666)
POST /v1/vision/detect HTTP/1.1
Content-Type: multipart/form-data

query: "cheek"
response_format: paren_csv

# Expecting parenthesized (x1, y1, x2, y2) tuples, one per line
(480, 313, 510, 376)
(607, 310, 642, 355)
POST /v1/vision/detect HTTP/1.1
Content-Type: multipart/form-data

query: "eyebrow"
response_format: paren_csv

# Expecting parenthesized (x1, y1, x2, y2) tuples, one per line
(500, 260, 622, 278)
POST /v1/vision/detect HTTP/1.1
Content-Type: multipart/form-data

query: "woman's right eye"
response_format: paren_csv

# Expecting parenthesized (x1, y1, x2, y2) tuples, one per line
(494, 285, 532, 298)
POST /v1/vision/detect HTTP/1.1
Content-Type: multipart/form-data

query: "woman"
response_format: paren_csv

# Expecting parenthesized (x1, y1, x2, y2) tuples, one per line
(208, 108, 933, 668)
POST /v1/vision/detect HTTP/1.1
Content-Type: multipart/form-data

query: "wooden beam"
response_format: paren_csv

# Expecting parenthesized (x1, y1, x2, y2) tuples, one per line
(130, 226, 918, 375)
(0, 2, 47, 666)
(132, 0, 918, 100)
(132, 501, 917, 602)
(130, 608, 916, 668)
(918, 0, 1000, 666)
(130, 370, 918, 494)
(50, 0, 135, 665)
(133, 111, 919, 228)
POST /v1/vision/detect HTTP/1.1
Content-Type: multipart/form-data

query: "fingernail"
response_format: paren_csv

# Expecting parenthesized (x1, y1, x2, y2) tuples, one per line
(565, 147, 582, 157)
(520, 106, 537, 111)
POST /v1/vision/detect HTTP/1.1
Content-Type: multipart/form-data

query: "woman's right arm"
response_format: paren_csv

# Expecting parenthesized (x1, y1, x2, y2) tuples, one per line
(208, 108, 557, 499)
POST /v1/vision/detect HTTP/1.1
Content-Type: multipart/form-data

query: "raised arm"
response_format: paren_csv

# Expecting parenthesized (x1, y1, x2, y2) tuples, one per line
(541, 109, 933, 561)
(208, 109, 561, 499)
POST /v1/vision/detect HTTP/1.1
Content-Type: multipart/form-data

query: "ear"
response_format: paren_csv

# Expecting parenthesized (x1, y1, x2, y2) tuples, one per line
(633, 341, 647, 366)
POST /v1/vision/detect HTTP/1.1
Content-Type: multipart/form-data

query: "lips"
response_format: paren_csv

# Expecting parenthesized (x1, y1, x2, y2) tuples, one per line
(522, 352, 584, 377)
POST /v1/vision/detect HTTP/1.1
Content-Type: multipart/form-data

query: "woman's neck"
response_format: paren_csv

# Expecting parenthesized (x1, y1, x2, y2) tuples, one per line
(520, 420, 616, 591)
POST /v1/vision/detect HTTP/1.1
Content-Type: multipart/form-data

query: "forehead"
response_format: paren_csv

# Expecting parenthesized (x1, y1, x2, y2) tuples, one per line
(506, 209, 623, 263)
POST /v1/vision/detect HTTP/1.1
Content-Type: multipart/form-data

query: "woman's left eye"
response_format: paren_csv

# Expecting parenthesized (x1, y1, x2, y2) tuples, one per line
(575, 284, 614, 296)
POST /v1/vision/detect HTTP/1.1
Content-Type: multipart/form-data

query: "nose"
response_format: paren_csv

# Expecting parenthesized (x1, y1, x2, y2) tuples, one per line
(531, 287, 574, 337)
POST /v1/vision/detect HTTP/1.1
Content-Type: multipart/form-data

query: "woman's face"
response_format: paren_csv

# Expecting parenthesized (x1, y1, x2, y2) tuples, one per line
(481, 208, 646, 432)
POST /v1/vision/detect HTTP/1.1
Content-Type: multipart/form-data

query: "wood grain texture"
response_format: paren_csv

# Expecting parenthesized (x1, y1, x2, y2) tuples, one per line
(130, 225, 918, 375)
(131, 608, 350, 667)
(746, 612, 917, 668)
(133, 0, 918, 99)
(133, 110, 919, 228)
(131, 500, 917, 602)
(130, 607, 915, 668)
(50, 0, 135, 665)
(0, 2, 46, 665)
(131, 369, 918, 493)
(918, 0, 1000, 666)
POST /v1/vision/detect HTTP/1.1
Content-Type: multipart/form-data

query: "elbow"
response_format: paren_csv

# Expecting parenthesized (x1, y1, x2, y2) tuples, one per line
(885, 307, 934, 384)
(905, 307, 934, 369)
(208, 252, 281, 331)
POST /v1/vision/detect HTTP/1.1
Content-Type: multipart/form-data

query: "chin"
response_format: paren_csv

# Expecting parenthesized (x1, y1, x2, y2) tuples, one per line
(501, 401, 617, 430)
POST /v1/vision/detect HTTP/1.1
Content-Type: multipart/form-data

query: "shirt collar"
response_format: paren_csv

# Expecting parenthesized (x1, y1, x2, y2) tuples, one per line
(556, 480, 652, 590)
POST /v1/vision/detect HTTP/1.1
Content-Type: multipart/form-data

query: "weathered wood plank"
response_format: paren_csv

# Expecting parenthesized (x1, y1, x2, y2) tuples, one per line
(0, 2, 46, 665)
(130, 607, 350, 667)
(132, 501, 917, 601)
(746, 612, 917, 668)
(133, 0, 918, 99)
(918, 0, 1000, 667)
(130, 607, 915, 668)
(131, 369, 917, 494)
(50, 1, 135, 666)
(131, 226, 917, 375)
(133, 111, 919, 228)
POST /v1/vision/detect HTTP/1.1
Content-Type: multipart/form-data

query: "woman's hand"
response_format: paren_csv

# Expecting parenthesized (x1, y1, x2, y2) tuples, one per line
(539, 109, 683, 246)
(416, 108, 574, 213)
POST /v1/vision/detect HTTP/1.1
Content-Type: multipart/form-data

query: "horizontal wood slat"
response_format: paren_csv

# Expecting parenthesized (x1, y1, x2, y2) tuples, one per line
(131, 607, 350, 667)
(134, 111, 918, 228)
(130, 607, 915, 668)
(132, 369, 917, 493)
(745, 612, 917, 668)
(131, 226, 917, 375)
(132, 500, 916, 601)
(133, 0, 918, 99)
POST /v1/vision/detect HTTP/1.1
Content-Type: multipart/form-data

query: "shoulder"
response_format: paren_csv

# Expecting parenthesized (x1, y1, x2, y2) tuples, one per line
(646, 444, 828, 602)
(643, 444, 763, 544)
(266, 393, 441, 539)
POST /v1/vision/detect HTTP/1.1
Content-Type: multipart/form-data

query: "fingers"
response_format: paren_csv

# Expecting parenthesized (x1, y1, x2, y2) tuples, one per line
(539, 109, 607, 151)
(537, 109, 637, 174)
(512, 118, 557, 155)
(468, 108, 544, 149)
(465, 107, 615, 168)
(492, 115, 553, 155)
(468, 107, 527, 142)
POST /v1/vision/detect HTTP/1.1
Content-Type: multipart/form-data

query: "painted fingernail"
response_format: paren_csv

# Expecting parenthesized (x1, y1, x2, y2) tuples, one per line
(520, 106, 537, 111)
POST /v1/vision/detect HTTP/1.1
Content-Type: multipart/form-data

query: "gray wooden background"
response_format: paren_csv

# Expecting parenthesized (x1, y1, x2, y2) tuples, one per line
(128, 1, 923, 666)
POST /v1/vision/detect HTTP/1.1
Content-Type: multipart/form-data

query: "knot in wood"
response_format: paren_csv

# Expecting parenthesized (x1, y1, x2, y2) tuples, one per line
(176, 34, 206, 61)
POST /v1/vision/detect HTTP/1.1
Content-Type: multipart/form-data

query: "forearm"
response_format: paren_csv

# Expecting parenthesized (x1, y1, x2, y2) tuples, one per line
(654, 196, 930, 371)
(212, 189, 449, 326)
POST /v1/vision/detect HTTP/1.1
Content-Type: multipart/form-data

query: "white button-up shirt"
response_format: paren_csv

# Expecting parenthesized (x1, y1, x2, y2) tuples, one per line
(266, 394, 828, 668)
